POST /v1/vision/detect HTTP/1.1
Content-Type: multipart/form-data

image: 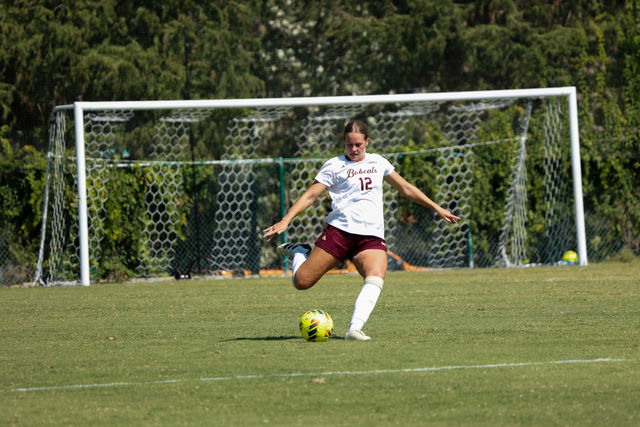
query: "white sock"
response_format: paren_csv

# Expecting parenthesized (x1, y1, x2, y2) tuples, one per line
(291, 251, 308, 283)
(348, 276, 384, 331)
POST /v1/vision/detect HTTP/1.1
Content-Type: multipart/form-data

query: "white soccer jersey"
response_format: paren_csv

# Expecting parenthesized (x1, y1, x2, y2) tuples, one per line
(314, 153, 395, 238)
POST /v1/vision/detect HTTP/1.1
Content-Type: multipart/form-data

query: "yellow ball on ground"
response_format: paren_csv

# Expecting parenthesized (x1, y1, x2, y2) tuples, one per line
(562, 250, 579, 264)
(299, 309, 334, 342)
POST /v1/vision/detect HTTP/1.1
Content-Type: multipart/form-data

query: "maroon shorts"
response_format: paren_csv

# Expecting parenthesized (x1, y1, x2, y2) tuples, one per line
(314, 225, 387, 262)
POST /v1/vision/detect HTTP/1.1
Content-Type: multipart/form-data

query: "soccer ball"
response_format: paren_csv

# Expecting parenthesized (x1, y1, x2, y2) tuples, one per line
(562, 250, 579, 265)
(299, 309, 334, 342)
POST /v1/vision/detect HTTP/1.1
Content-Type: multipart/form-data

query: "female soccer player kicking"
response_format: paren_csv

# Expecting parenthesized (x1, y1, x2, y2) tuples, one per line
(263, 120, 460, 340)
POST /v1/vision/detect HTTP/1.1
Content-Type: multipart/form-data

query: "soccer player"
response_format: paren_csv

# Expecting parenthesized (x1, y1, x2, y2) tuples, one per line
(263, 120, 460, 340)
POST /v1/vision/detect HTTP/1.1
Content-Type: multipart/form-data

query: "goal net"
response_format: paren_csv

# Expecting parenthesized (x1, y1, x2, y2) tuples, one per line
(34, 88, 587, 286)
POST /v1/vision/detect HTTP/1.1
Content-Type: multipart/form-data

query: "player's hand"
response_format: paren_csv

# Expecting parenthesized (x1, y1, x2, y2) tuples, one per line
(262, 220, 288, 241)
(438, 207, 461, 224)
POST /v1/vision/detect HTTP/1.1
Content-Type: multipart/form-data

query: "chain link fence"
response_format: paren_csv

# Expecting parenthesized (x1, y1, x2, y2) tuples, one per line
(0, 205, 628, 287)
(0, 94, 635, 286)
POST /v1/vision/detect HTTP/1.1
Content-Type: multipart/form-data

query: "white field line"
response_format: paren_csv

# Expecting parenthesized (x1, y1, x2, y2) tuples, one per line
(3, 357, 635, 393)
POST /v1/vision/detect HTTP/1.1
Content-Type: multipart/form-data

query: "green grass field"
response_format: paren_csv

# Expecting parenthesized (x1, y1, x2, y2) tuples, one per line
(1, 262, 639, 426)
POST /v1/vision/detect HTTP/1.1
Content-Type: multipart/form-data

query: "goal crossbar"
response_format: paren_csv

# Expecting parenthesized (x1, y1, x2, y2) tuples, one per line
(55, 87, 579, 112)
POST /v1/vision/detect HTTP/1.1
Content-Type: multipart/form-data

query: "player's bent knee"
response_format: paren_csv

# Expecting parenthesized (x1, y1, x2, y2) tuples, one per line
(293, 281, 311, 290)
(292, 272, 317, 290)
(293, 278, 314, 290)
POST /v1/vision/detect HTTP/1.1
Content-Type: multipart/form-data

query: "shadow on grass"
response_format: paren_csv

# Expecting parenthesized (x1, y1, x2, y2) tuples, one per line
(219, 335, 299, 342)
(220, 335, 344, 342)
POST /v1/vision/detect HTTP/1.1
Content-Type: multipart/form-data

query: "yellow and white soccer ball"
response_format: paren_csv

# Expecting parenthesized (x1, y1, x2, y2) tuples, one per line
(562, 250, 579, 265)
(299, 309, 334, 342)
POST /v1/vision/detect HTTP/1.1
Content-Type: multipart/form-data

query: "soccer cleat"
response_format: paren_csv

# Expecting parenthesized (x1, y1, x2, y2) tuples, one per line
(277, 243, 312, 259)
(344, 329, 371, 341)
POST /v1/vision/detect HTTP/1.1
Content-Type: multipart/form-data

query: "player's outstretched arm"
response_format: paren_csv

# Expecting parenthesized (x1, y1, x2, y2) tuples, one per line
(262, 181, 327, 241)
(384, 171, 461, 224)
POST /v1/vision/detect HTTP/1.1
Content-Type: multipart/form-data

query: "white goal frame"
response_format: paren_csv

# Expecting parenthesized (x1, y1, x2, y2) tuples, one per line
(43, 86, 587, 286)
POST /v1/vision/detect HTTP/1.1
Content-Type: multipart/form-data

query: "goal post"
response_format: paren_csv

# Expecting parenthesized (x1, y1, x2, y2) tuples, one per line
(73, 104, 91, 286)
(567, 89, 587, 267)
(35, 87, 587, 286)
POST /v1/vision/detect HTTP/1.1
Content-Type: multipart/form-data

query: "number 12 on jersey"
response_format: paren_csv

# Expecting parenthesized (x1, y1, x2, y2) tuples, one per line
(359, 177, 372, 191)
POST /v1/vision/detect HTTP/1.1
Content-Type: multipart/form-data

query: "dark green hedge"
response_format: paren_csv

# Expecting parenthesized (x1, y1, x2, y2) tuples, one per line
(1, 1, 638, 284)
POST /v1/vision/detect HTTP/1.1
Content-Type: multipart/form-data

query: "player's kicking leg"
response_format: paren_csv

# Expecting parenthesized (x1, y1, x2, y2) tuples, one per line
(278, 243, 340, 290)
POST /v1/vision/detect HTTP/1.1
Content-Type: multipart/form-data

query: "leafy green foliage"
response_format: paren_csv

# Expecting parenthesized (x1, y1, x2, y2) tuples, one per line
(0, 126, 47, 283)
(1, 0, 638, 284)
